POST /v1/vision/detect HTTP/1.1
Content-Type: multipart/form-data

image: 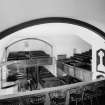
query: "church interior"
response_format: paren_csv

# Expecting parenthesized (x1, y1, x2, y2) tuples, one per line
(0, 0, 105, 105)
(0, 22, 104, 105)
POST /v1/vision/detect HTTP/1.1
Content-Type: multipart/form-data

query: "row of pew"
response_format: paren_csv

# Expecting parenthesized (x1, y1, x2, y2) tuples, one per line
(57, 49, 92, 81)
(39, 66, 81, 88)
(7, 51, 50, 61)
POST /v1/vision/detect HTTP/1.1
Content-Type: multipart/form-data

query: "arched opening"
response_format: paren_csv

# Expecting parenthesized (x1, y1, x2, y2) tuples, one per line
(5, 38, 53, 60)
(0, 17, 105, 95)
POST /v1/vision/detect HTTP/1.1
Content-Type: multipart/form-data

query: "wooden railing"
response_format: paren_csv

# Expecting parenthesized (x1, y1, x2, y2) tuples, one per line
(0, 78, 105, 105)
(57, 60, 92, 81)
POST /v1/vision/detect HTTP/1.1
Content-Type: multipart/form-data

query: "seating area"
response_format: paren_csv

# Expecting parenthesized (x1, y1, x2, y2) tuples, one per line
(16, 66, 82, 91)
(7, 51, 50, 61)
(57, 49, 92, 81)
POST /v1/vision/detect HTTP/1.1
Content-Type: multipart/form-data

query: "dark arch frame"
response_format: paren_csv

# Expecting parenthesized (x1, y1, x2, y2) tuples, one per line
(0, 17, 105, 39)
(6, 38, 53, 50)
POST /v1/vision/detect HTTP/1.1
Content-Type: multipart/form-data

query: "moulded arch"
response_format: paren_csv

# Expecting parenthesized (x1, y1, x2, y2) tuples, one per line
(5, 38, 53, 57)
(0, 17, 105, 40)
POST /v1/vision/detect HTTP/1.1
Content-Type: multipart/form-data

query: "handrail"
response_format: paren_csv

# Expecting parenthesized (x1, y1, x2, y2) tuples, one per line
(0, 57, 53, 68)
(0, 77, 104, 100)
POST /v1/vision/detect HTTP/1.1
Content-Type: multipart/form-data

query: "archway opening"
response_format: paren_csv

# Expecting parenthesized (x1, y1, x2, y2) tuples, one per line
(0, 17, 105, 95)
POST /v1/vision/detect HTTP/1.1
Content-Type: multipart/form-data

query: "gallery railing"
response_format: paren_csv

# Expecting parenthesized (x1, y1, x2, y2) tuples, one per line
(0, 77, 105, 105)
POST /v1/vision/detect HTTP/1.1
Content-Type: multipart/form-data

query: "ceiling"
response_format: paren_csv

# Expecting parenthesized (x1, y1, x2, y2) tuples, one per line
(0, 0, 105, 34)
